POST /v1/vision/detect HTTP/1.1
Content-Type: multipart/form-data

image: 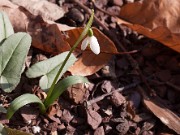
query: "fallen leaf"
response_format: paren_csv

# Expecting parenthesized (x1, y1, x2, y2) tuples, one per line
(67, 27, 118, 76)
(0, 0, 71, 54)
(138, 86, 180, 134)
(117, 0, 180, 52)
(10, 0, 65, 21)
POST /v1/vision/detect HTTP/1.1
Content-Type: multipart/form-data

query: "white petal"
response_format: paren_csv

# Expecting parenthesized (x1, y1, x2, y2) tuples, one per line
(89, 36, 100, 55)
(81, 37, 89, 51)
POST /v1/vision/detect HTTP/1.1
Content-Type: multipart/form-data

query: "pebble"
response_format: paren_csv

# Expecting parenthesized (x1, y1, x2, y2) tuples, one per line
(32, 126, 41, 134)
(66, 8, 84, 23)
(113, 0, 123, 6)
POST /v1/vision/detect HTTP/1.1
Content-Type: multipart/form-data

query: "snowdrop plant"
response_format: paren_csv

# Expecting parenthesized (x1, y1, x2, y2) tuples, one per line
(7, 10, 100, 119)
(81, 28, 100, 55)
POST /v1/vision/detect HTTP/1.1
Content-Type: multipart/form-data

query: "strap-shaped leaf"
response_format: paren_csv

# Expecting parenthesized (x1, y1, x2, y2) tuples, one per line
(0, 33, 31, 92)
(44, 75, 89, 108)
(0, 12, 14, 42)
(26, 52, 77, 91)
(7, 94, 46, 119)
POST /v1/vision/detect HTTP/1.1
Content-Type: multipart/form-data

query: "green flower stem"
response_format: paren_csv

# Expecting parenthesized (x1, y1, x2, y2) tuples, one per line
(43, 10, 94, 108)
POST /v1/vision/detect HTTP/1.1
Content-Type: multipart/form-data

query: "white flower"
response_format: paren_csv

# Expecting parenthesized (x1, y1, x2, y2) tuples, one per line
(81, 36, 100, 55)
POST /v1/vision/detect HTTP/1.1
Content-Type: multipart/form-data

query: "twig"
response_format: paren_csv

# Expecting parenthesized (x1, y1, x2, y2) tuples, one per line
(166, 81, 180, 92)
(93, 1, 119, 17)
(84, 80, 142, 107)
(148, 79, 180, 92)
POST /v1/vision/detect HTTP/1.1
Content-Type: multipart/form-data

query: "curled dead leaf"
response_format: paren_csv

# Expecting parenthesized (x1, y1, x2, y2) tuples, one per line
(117, 0, 180, 52)
(0, 0, 72, 54)
(10, 0, 65, 21)
(138, 86, 180, 134)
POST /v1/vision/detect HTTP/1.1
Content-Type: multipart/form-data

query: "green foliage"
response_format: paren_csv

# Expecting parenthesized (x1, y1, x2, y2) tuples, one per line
(0, 33, 31, 92)
(0, 12, 14, 41)
(6, 10, 94, 120)
(26, 52, 77, 91)
(6, 93, 46, 119)
(0, 11, 31, 92)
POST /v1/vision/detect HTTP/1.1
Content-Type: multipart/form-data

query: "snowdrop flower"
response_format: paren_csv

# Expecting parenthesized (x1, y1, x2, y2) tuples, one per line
(81, 28, 100, 55)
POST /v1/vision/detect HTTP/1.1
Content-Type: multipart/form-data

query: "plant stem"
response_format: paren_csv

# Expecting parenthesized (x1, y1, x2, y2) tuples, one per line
(43, 10, 94, 108)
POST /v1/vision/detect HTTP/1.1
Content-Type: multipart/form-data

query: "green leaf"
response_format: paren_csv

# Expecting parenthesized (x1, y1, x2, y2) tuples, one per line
(26, 52, 77, 91)
(44, 75, 88, 108)
(6, 93, 45, 119)
(0, 33, 31, 92)
(0, 12, 14, 42)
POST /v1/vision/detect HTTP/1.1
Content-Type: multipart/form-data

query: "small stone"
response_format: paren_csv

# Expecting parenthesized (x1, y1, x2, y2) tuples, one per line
(94, 126, 105, 135)
(58, 123, 66, 131)
(104, 124, 112, 133)
(110, 91, 126, 107)
(113, 0, 123, 6)
(116, 120, 129, 134)
(87, 109, 102, 130)
(71, 117, 85, 126)
(32, 126, 41, 134)
(61, 109, 74, 124)
(66, 8, 84, 23)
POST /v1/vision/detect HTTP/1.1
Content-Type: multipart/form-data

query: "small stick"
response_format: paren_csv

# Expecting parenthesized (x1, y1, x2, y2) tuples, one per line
(148, 79, 180, 92)
(84, 80, 141, 107)
(166, 81, 180, 92)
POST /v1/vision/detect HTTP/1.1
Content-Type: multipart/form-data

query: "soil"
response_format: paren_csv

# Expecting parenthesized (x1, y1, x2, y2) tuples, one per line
(0, 0, 180, 135)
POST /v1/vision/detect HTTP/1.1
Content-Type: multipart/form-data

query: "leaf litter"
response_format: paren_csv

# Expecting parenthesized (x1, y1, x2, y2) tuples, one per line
(0, 0, 180, 135)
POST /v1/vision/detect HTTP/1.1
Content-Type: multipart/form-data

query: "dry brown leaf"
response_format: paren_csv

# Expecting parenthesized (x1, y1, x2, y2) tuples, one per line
(9, 0, 65, 21)
(117, 0, 180, 52)
(66, 28, 118, 76)
(0, 0, 71, 54)
(139, 87, 180, 134)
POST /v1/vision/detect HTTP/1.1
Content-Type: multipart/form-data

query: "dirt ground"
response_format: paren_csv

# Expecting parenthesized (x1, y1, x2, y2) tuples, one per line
(0, 0, 180, 135)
